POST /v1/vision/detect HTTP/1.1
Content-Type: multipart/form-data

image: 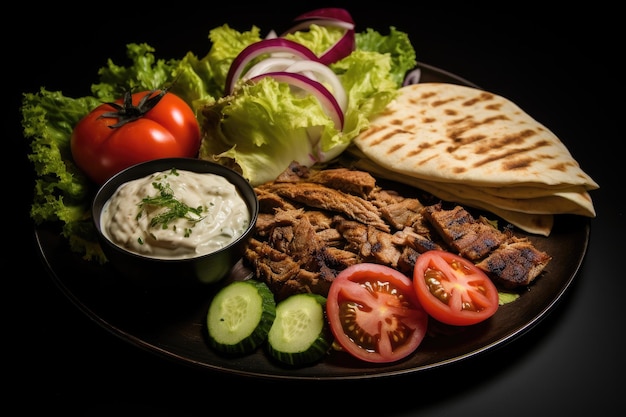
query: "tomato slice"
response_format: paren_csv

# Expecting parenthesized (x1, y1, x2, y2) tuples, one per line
(326, 263, 428, 363)
(413, 250, 499, 326)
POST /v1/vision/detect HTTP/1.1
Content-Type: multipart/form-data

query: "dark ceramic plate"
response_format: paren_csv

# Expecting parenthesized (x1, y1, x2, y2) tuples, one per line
(34, 63, 590, 380)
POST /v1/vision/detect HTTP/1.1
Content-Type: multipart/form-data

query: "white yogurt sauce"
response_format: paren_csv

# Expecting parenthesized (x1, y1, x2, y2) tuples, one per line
(101, 168, 250, 259)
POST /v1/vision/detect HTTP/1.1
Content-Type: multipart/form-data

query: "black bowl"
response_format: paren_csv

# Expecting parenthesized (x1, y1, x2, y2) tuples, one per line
(92, 157, 259, 288)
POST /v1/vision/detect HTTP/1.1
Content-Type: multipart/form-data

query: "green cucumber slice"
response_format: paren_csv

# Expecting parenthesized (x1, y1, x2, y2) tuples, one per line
(267, 293, 333, 366)
(206, 279, 276, 356)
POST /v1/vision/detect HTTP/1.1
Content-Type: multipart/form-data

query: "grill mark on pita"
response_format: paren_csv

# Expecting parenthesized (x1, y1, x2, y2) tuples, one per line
(449, 115, 473, 124)
(502, 156, 534, 170)
(550, 161, 577, 173)
(448, 135, 487, 150)
(365, 127, 409, 147)
(358, 124, 385, 141)
(462, 92, 495, 106)
(473, 139, 552, 168)
(446, 115, 510, 139)
(432, 97, 460, 107)
(486, 103, 503, 110)
(444, 115, 517, 150)
(417, 154, 438, 166)
(405, 141, 437, 160)
(472, 130, 540, 154)
(386, 143, 405, 155)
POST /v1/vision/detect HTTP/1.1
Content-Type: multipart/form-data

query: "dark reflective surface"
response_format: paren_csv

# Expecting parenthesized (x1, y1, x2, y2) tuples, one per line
(12, 4, 621, 415)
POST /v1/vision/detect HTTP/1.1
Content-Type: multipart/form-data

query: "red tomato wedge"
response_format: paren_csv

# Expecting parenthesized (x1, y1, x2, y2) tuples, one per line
(326, 263, 428, 363)
(413, 250, 499, 326)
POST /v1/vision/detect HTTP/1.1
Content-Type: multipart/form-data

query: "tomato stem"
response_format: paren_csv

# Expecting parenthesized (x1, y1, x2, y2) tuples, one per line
(99, 88, 169, 128)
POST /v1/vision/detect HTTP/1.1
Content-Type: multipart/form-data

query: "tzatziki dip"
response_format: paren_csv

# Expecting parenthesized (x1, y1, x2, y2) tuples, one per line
(101, 168, 251, 259)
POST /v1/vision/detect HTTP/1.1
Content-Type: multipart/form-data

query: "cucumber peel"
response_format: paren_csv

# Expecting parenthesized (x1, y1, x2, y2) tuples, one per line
(206, 279, 276, 356)
(267, 293, 333, 366)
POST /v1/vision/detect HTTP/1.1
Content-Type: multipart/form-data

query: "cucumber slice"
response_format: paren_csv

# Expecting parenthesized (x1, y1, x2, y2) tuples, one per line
(267, 293, 333, 366)
(206, 279, 276, 356)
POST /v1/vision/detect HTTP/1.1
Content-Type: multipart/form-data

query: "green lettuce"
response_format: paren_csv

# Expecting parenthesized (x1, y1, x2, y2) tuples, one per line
(199, 26, 416, 185)
(22, 23, 416, 261)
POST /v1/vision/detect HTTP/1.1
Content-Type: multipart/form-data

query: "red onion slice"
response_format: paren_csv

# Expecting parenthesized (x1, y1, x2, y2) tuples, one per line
(243, 57, 299, 80)
(249, 71, 344, 130)
(292, 7, 355, 25)
(284, 60, 347, 112)
(225, 38, 320, 94)
(284, 19, 355, 33)
(318, 28, 355, 65)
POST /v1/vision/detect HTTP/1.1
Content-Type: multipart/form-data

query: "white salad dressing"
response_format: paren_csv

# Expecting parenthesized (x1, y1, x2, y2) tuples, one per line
(101, 169, 250, 259)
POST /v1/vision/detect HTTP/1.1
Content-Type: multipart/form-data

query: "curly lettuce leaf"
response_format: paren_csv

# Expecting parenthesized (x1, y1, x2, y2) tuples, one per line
(204, 24, 263, 95)
(22, 88, 104, 261)
(283, 24, 346, 56)
(356, 26, 417, 86)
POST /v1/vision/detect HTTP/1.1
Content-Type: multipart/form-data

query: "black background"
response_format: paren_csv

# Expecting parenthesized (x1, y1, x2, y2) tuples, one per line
(9, 2, 622, 416)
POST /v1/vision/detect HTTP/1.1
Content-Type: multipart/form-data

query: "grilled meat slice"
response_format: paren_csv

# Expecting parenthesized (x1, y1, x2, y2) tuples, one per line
(422, 203, 508, 260)
(298, 209, 334, 230)
(307, 167, 377, 198)
(245, 238, 334, 300)
(475, 237, 552, 288)
(397, 246, 421, 275)
(324, 246, 359, 269)
(245, 238, 303, 297)
(379, 197, 424, 230)
(259, 181, 390, 232)
(423, 203, 551, 288)
(254, 213, 279, 237)
(256, 187, 298, 213)
(317, 228, 344, 246)
(392, 227, 442, 253)
(274, 160, 311, 182)
(333, 217, 401, 268)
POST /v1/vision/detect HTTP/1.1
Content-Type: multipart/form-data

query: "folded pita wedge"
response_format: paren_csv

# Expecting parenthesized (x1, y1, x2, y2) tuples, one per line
(350, 82, 598, 236)
(354, 82, 598, 190)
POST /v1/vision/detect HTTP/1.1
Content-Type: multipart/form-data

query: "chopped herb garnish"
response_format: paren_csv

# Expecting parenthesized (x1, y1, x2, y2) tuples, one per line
(136, 171, 205, 231)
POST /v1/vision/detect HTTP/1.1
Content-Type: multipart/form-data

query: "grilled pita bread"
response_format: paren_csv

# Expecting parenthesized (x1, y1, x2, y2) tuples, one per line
(350, 82, 598, 235)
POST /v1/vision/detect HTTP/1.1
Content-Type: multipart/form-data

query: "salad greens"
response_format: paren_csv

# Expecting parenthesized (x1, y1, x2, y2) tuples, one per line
(22, 23, 416, 262)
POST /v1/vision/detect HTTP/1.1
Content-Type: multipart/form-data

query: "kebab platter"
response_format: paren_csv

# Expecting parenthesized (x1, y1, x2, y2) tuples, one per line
(24, 7, 598, 374)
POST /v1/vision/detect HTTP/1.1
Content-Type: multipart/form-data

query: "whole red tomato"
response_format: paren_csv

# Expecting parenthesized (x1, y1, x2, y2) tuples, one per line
(71, 89, 201, 184)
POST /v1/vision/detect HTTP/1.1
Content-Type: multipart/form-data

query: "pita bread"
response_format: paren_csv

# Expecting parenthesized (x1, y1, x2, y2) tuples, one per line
(354, 83, 598, 190)
(349, 82, 598, 236)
